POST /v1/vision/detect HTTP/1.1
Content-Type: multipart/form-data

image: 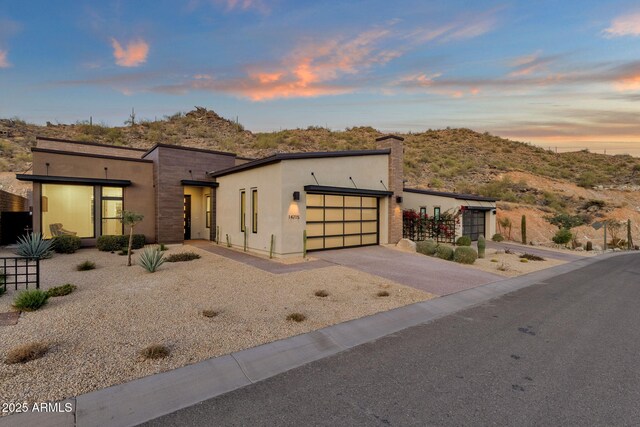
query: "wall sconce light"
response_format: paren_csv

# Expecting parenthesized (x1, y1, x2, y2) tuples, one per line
(293, 191, 300, 201)
(492, 209, 497, 214)
(395, 196, 403, 204)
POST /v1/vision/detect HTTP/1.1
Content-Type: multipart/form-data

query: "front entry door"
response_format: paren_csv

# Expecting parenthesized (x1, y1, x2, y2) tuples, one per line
(184, 195, 192, 240)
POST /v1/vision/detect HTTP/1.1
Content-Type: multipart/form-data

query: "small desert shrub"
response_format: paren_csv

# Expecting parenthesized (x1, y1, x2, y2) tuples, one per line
(15, 233, 53, 259)
(76, 260, 96, 271)
(13, 289, 49, 311)
(138, 246, 165, 272)
(497, 262, 509, 272)
(46, 284, 77, 297)
(520, 253, 545, 261)
(97, 234, 146, 251)
(552, 228, 572, 245)
(455, 236, 471, 246)
(202, 309, 218, 318)
(314, 290, 329, 297)
(435, 245, 454, 261)
(377, 290, 390, 297)
(5, 342, 49, 364)
(118, 248, 134, 256)
(490, 258, 499, 262)
(165, 252, 201, 262)
(416, 239, 438, 256)
(492, 233, 505, 242)
(454, 247, 478, 264)
(520, 258, 529, 263)
(286, 312, 306, 322)
(140, 344, 170, 360)
(159, 243, 168, 251)
(52, 235, 81, 254)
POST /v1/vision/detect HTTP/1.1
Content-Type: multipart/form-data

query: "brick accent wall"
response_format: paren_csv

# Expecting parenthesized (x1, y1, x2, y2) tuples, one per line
(376, 135, 404, 244)
(0, 189, 29, 244)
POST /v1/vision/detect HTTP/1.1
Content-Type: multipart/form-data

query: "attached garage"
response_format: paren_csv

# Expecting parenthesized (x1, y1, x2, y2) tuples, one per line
(304, 185, 391, 251)
(462, 208, 489, 241)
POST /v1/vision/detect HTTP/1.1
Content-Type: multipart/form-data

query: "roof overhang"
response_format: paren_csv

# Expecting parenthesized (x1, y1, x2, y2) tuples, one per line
(304, 185, 393, 197)
(181, 179, 219, 188)
(463, 205, 494, 211)
(16, 174, 132, 186)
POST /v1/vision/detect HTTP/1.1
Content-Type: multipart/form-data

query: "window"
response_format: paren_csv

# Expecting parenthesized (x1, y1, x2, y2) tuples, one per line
(240, 190, 246, 232)
(434, 207, 441, 220)
(42, 184, 94, 238)
(420, 206, 427, 217)
(206, 195, 211, 228)
(101, 187, 124, 235)
(251, 189, 258, 233)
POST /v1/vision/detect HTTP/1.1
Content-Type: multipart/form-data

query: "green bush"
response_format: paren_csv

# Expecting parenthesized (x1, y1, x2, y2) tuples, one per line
(97, 234, 146, 251)
(13, 289, 49, 311)
(52, 235, 81, 254)
(454, 246, 478, 264)
(46, 284, 77, 297)
(416, 239, 438, 256)
(15, 233, 53, 259)
(138, 246, 165, 272)
(435, 245, 454, 261)
(165, 252, 201, 262)
(552, 228, 572, 245)
(76, 260, 96, 271)
(492, 233, 505, 242)
(456, 236, 471, 246)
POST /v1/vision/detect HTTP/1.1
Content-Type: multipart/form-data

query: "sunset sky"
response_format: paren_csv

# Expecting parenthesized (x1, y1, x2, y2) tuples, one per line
(2, 1, 640, 154)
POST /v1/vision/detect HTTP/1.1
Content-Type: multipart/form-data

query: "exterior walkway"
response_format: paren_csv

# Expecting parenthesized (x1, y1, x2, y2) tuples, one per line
(313, 246, 502, 296)
(187, 240, 334, 274)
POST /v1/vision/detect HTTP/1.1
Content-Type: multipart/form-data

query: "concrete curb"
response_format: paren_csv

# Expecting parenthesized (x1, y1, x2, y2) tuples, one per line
(0, 252, 626, 427)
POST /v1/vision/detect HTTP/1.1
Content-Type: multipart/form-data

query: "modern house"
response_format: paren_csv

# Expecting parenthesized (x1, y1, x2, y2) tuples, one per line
(17, 135, 496, 257)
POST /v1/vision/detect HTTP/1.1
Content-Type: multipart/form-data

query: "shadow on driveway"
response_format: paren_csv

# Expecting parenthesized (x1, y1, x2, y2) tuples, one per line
(314, 246, 502, 296)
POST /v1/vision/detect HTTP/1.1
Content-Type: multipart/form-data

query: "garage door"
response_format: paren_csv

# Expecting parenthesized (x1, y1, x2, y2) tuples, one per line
(462, 209, 486, 241)
(306, 193, 379, 250)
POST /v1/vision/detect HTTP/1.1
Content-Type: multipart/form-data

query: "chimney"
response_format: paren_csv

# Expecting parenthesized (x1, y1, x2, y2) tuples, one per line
(376, 135, 404, 244)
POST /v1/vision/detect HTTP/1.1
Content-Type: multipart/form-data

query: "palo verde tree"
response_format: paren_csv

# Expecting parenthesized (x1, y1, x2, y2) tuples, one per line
(121, 210, 144, 266)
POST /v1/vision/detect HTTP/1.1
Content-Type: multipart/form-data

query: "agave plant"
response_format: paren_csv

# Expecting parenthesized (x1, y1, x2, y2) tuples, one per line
(138, 245, 165, 273)
(15, 233, 54, 259)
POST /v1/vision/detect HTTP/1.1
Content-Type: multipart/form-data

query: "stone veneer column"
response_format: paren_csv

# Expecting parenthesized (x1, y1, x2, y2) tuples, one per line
(376, 135, 404, 244)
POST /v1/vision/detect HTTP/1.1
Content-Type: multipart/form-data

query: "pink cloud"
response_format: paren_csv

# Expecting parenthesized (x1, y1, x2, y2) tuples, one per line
(604, 12, 640, 37)
(225, 0, 267, 11)
(508, 51, 556, 77)
(408, 9, 499, 44)
(0, 49, 10, 68)
(169, 27, 401, 101)
(111, 38, 149, 67)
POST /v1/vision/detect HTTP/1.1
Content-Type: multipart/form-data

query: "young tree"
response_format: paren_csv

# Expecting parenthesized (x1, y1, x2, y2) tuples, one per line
(121, 210, 144, 266)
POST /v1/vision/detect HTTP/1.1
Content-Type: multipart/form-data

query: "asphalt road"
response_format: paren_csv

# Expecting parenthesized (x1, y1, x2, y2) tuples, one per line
(144, 253, 640, 426)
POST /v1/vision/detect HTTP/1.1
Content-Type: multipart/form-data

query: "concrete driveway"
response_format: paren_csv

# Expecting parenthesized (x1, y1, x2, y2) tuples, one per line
(313, 246, 502, 296)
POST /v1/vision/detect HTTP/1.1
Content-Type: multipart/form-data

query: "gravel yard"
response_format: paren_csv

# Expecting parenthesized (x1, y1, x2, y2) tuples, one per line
(0, 245, 432, 407)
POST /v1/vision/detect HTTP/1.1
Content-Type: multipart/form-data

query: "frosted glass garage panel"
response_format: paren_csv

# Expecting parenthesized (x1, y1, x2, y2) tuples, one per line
(362, 222, 378, 233)
(306, 238, 324, 250)
(344, 235, 361, 246)
(362, 197, 377, 208)
(325, 209, 344, 221)
(325, 236, 344, 248)
(362, 209, 377, 221)
(362, 234, 377, 245)
(345, 196, 361, 207)
(325, 195, 343, 207)
(345, 222, 361, 234)
(307, 208, 324, 222)
(307, 194, 323, 206)
(325, 222, 343, 236)
(345, 209, 361, 221)
(306, 223, 324, 237)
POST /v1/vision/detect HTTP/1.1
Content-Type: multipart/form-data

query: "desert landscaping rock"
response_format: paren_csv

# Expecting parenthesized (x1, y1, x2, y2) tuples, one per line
(0, 311, 21, 326)
(0, 245, 432, 407)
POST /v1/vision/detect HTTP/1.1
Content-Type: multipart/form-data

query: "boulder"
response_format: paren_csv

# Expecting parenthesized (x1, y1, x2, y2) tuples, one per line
(396, 238, 416, 253)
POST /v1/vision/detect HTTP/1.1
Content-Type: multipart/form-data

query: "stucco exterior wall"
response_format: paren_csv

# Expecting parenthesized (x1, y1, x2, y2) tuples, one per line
(30, 150, 156, 243)
(402, 190, 497, 239)
(215, 163, 283, 255)
(215, 154, 390, 257)
(36, 138, 146, 159)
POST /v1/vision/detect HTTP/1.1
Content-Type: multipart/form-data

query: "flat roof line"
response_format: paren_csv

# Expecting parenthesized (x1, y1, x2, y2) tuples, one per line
(403, 187, 498, 202)
(141, 143, 237, 159)
(36, 136, 148, 152)
(31, 147, 155, 163)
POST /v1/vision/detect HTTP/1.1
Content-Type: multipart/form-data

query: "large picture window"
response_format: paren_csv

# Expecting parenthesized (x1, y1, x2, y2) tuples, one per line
(101, 187, 123, 235)
(42, 184, 94, 238)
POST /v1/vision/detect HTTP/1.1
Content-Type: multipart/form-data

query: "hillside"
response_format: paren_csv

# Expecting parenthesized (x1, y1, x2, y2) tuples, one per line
(2, 107, 640, 247)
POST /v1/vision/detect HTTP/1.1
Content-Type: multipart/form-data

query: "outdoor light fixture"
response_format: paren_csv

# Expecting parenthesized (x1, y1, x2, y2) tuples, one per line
(492, 209, 497, 214)
(396, 196, 403, 204)
(293, 191, 300, 201)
